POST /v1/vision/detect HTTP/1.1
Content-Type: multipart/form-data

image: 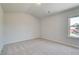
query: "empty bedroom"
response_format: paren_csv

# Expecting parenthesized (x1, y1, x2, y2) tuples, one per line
(0, 3, 79, 55)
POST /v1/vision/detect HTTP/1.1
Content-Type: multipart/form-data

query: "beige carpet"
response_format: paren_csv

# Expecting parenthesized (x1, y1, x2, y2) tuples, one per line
(1, 38, 79, 55)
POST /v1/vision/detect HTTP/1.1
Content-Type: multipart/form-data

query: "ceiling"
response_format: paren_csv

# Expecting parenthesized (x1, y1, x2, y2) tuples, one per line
(1, 3, 79, 18)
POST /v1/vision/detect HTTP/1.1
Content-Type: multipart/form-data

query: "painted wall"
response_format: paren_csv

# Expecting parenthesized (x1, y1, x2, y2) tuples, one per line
(4, 13, 40, 44)
(0, 5, 4, 53)
(41, 7, 79, 47)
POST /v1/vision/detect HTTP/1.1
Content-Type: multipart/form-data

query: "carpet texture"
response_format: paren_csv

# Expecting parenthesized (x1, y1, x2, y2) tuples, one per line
(1, 39, 79, 55)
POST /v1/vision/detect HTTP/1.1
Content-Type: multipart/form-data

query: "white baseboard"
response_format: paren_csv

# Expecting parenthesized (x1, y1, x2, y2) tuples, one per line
(3, 37, 41, 45)
(1, 37, 79, 55)
(42, 38, 79, 49)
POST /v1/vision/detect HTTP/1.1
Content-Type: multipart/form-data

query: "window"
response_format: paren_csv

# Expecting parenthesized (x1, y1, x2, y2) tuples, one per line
(69, 16, 79, 38)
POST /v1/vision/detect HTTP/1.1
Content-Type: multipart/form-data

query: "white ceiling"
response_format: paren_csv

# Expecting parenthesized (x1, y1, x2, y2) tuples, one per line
(1, 3, 79, 18)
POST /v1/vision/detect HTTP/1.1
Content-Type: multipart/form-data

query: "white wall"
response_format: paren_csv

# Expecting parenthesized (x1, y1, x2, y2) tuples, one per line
(4, 13, 40, 44)
(41, 7, 79, 47)
(3, 5, 79, 49)
(0, 5, 4, 53)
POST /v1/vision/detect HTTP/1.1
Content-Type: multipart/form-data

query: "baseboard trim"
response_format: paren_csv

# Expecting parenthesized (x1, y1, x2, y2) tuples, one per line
(42, 38, 79, 49)
(3, 37, 41, 45)
(2, 37, 79, 53)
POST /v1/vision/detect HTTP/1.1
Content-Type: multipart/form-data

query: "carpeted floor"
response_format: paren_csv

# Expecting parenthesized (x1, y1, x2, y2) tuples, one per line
(1, 38, 79, 55)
